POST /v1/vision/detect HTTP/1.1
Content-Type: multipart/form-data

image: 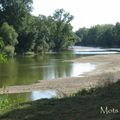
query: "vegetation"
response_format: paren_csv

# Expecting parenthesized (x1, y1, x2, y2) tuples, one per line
(0, 0, 120, 119)
(0, 0, 78, 56)
(0, 87, 10, 111)
(0, 36, 6, 62)
(75, 23, 120, 47)
(0, 54, 7, 63)
(0, 80, 120, 120)
(0, 93, 22, 115)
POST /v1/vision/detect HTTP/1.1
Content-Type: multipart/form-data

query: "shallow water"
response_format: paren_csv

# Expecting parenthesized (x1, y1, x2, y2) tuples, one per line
(0, 90, 57, 104)
(75, 51, 118, 55)
(69, 46, 120, 55)
(31, 90, 57, 100)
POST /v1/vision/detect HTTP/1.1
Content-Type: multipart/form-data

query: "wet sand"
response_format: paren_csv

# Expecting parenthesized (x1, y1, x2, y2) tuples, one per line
(0, 54, 120, 96)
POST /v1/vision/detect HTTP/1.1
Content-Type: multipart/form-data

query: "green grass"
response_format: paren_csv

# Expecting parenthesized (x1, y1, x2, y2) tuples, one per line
(1, 80, 120, 120)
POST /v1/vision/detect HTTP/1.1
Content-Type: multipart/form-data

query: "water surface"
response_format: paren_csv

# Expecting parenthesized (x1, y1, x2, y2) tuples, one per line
(0, 51, 95, 88)
(0, 46, 119, 102)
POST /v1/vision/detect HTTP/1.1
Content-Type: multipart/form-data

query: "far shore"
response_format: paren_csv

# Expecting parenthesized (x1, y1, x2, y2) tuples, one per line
(0, 54, 120, 96)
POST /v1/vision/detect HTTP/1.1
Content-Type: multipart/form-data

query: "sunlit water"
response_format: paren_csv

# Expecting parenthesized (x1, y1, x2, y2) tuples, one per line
(0, 90, 57, 103)
(31, 90, 57, 100)
(0, 46, 119, 102)
(71, 46, 120, 54)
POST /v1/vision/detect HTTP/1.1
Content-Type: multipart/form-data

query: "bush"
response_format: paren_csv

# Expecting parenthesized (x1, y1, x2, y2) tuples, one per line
(4, 45, 15, 56)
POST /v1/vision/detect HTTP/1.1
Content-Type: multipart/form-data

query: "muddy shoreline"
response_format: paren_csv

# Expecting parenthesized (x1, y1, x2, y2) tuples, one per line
(0, 54, 120, 96)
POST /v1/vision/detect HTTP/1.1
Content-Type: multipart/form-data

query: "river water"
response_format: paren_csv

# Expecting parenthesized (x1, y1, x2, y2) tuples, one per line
(0, 46, 119, 102)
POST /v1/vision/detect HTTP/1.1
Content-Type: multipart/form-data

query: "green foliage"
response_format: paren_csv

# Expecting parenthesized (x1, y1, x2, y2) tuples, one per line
(0, 0, 33, 30)
(4, 45, 15, 56)
(0, 37, 6, 62)
(17, 9, 78, 53)
(0, 0, 79, 54)
(75, 24, 120, 47)
(0, 54, 7, 63)
(0, 0, 120, 54)
(0, 86, 22, 113)
(0, 37, 4, 49)
(0, 22, 18, 46)
(112, 22, 120, 46)
(0, 86, 10, 111)
(1, 80, 120, 120)
(51, 9, 77, 51)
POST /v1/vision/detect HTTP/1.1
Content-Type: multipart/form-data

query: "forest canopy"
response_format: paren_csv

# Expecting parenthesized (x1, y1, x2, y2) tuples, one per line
(0, 0, 78, 56)
(75, 23, 120, 48)
(0, 0, 120, 56)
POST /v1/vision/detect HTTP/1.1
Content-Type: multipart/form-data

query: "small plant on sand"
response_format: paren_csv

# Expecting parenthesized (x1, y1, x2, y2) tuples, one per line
(0, 86, 11, 111)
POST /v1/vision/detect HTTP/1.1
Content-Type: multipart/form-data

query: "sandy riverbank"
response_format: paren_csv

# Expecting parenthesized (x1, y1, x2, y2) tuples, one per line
(0, 54, 120, 96)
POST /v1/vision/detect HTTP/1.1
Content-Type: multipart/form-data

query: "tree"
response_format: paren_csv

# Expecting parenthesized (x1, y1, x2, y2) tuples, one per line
(75, 24, 114, 47)
(0, 37, 6, 62)
(52, 9, 77, 51)
(33, 9, 78, 52)
(16, 14, 38, 53)
(75, 28, 88, 45)
(112, 22, 120, 46)
(0, 0, 33, 30)
(0, 0, 35, 53)
(34, 15, 51, 53)
(0, 7, 79, 54)
(0, 36, 4, 50)
(0, 22, 18, 46)
(0, 22, 18, 55)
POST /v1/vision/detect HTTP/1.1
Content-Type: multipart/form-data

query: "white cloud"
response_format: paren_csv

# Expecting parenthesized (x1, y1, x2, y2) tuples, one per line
(32, 0, 120, 31)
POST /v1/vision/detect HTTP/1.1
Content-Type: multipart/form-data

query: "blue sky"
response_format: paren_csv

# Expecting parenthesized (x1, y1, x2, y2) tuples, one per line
(32, 0, 120, 31)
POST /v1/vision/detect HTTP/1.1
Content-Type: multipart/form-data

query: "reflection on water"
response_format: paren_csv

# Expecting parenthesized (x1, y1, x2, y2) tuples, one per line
(0, 90, 57, 103)
(71, 46, 120, 54)
(1, 46, 119, 103)
(31, 90, 57, 100)
(71, 63, 95, 77)
(0, 51, 95, 87)
(0, 46, 118, 88)
(75, 51, 118, 55)
(71, 46, 120, 52)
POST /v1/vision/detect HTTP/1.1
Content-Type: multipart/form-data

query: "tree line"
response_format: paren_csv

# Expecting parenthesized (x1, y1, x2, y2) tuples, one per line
(75, 23, 120, 47)
(0, 0, 78, 56)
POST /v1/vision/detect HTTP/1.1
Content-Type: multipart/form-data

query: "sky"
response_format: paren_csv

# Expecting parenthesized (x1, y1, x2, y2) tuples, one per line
(32, 0, 120, 31)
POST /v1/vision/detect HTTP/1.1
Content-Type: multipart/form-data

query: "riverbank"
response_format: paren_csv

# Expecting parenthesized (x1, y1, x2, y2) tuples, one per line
(0, 54, 120, 96)
(1, 78, 120, 120)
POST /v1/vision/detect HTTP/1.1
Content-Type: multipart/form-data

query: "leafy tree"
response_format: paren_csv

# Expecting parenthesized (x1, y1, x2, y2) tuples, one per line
(76, 28, 88, 45)
(0, 6, 79, 54)
(52, 9, 77, 51)
(0, 22, 18, 55)
(0, 0, 35, 53)
(98, 26, 114, 47)
(34, 15, 51, 53)
(112, 22, 120, 46)
(0, 22, 18, 46)
(0, 0, 33, 30)
(75, 24, 115, 47)
(0, 38, 6, 62)
(16, 14, 38, 53)
(0, 36, 4, 50)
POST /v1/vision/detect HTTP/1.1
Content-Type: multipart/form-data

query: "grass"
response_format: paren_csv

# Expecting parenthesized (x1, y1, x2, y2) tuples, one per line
(0, 80, 120, 120)
(0, 86, 11, 111)
(0, 87, 23, 115)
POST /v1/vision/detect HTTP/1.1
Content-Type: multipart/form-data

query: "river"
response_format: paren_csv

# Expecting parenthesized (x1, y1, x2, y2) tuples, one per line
(0, 46, 119, 102)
